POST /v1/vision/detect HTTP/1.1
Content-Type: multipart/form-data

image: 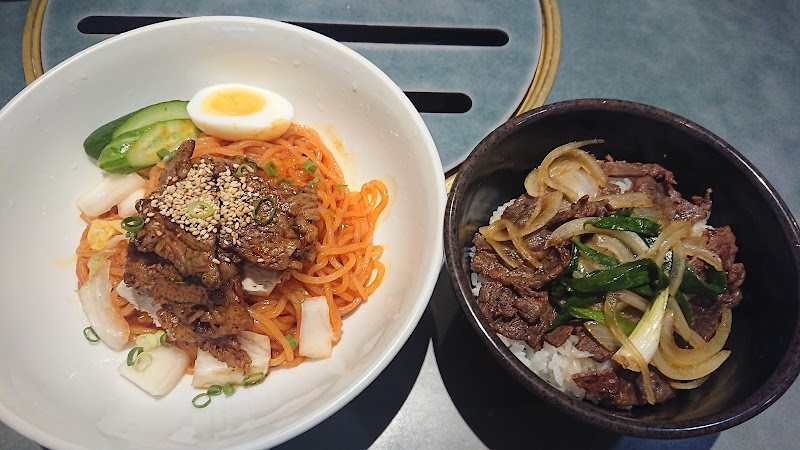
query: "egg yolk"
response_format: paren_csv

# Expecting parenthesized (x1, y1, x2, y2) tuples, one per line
(201, 88, 266, 116)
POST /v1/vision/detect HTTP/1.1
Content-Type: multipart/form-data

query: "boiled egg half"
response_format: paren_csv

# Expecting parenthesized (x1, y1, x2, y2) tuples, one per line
(187, 83, 294, 141)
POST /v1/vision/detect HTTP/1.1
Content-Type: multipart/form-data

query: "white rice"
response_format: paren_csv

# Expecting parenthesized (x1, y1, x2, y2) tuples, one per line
(472, 197, 610, 400)
(498, 334, 610, 400)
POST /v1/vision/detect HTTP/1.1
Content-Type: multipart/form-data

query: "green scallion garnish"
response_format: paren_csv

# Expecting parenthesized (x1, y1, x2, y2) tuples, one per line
(187, 200, 214, 219)
(156, 149, 177, 162)
(288, 288, 307, 305)
(264, 161, 279, 177)
(159, 332, 174, 348)
(243, 372, 265, 387)
(120, 216, 144, 233)
(309, 176, 321, 187)
(334, 184, 348, 188)
(192, 392, 211, 408)
(276, 177, 293, 186)
(207, 384, 224, 396)
(133, 353, 153, 371)
(302, 159, 318, 173)
(252, 196, 276, 225)
(127, 346, 144, 366)
(285, 334, 298, 350)
(83, 326, 100, 343)
(223, 382, 236, 396)
(235, 164, 255, 177)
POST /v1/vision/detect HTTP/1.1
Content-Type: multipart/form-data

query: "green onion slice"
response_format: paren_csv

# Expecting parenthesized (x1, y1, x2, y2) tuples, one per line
(156, 149, 177, 162)
(159, 332, 174, 347)
(127, 346, 144, 366)
(285, 334, 298, 350)
(223, 382, 236, 396)
(133, 352, 153, 371)
(192, 393, 211, 408)
(207, 384, 224, 396)
(276, 177, 293, 186)
(236, 164, 255, 177)
(83, 326, 100, 343)
(309, 176, 321, 187)
(334, 184, 348, 188)
(243, 372, 265, 387)
(121, 216, 144, 233)
(264, 161, 279, 177)
(187, 200, 215, 219)
(302, 158, 318, 173)
(252, 196, 276, 225)
(288, 288, 307, 305)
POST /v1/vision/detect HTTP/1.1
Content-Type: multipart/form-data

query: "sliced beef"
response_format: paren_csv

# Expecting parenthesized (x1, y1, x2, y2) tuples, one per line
(476, 281, 555, 350)
(544, 324, 574, 347)
(499, 194, 613, 230)
(629, 176, 711, 223)
(472, 234, 571, 297)
(546, 196, 613, 229)
(133, 198, 223, 289)
(229, 177, 320, 271)
(157, 307, 252, 369)
(573, 365, 676, 408)
(575, 326, 615, 362)
(598, 160, 677, 184)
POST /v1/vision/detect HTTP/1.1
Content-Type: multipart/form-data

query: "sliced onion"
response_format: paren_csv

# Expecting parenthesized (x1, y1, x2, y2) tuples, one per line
(596, 192, 653, 209)
(547, 217, 597, 245)
(591, 234, 635, 262)
(585, 226, 650, 257)
(605, 292, 656, 404)
(668, 243, 687, 295)
(539, 140, 606, 201)
(613, 289, 669, 370)
(584, 321, 621, 351)
(669, 376, 709, 389)
(660, 308, 732, 367)
(76, 173, 146, 218)
(524, 168, 541, 197)
(667, 296, 707, 348)
(646, 220, 691, 264)
(617, 290, 650, 311)
(652, 349, 731, 381)
(555, 168, 601, 201)
(682, 243, 724, 272)
(77, 259, 130, 351)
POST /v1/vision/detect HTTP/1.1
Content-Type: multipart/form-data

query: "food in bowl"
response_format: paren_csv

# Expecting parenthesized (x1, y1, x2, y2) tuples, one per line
(74, 84, 388, 405)
(470, 139, 744, 408)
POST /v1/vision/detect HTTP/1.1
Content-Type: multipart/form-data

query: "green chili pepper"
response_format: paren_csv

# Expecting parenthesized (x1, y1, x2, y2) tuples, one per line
(680, 265, 726, 296)
(565, 259, 668, 295)
(587, 215, 661, 237)
(570, 237, 619, 267)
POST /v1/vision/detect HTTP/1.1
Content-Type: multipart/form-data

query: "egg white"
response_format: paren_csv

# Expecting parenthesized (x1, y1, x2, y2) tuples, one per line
(187, 83, 294, 141)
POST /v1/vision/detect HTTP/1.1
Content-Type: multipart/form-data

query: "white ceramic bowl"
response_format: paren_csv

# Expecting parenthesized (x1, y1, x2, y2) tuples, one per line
(0, 16, 444, 449)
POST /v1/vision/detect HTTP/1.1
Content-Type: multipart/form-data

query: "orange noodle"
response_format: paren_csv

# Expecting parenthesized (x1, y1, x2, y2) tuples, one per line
(75, 124, 388, 369)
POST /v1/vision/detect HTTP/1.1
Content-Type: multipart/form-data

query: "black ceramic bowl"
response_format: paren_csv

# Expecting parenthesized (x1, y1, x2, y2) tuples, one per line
(444, 99, 800, 438)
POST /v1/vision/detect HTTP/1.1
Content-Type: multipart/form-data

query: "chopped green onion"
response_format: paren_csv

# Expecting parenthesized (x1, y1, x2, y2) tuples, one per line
(243, 372, 265, 387)
(253, 196, 276, 225)
(135, 333, 159, 351)
(192, 392, 211, 408)
(570, 237, 619, 267)
(588, 213, 661, 237)
(264, 161, 279, 177)
(285, 334, 298, 349)
(566, 258, 668, 296)
(127, 346, 144, 366)
(680, 265, 727, 296)
(156, 149, 177, 162)
(335, 184, 348, 188)
(309, 176, 321, 187)
(133, 352, 153, 371)
(207, 384, 224, 396)
(187, 200, 215, 219)
(223, 382, 236, 396)
(302, 159, 318, 173)
(288, 288, 307, 305)
(121, 216, 144, 233)
(159, 332, 174, 347)
(83, 326, 100, 343)
(276, 177, 293, 186)
(236, 164, 255, 177)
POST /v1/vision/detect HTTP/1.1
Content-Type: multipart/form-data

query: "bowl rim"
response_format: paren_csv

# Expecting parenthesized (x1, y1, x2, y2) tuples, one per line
(0, 15, 445, 450)
(444, 97, 800, 438)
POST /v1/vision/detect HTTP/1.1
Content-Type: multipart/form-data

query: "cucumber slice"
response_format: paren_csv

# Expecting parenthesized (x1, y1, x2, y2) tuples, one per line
(83, 112, 133, 159)
(112, 100, 190, 138)
(98, 119, 201, 174)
